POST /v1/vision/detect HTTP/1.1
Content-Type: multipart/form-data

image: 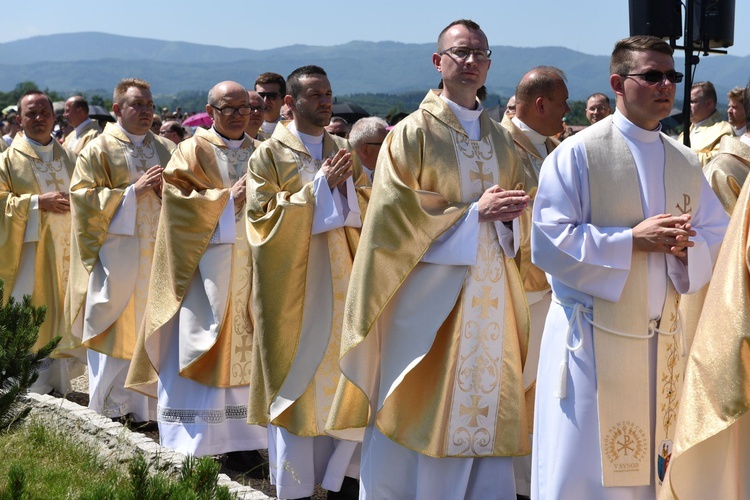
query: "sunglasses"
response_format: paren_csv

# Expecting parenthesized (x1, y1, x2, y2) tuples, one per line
(620, 70, 684, 84)
(258, 91, 280, 100)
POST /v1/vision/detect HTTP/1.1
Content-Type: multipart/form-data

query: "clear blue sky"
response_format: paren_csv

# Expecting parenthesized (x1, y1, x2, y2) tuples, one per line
(2, 0, 749, 57)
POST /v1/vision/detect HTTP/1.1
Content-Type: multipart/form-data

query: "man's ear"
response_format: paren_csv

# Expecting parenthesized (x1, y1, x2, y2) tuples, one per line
(610, 74, 625, 97)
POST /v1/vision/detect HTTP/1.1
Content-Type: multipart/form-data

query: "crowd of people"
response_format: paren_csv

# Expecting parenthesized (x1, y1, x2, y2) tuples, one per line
(3, 17, 750, 500)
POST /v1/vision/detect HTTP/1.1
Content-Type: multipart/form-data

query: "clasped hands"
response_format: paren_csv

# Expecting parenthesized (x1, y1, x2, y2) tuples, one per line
(133, 165, 164, 198)
(321, 149, 353, 194)
(477, 186, 529, 223)
(632, 213, 695, 264)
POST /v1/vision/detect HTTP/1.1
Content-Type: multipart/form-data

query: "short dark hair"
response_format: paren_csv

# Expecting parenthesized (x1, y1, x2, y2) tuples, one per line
(437, 19, 486, 52)
(692, 81, 718, 104)
(286, 65, 327, 99)
(610, 35, 673, 76)
(17, 90, 54, 115)
(515, 66, 567, 103)
(69, 95, 89, 114)
(587, 93, 611, 106)
(255, 72, 286, 97)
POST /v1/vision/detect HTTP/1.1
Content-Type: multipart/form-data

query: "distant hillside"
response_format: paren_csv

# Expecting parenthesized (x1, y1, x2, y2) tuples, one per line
(1, 32, 748, 102)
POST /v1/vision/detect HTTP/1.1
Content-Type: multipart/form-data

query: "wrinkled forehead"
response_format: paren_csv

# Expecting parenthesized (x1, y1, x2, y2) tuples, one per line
(299, 74, 331, 93)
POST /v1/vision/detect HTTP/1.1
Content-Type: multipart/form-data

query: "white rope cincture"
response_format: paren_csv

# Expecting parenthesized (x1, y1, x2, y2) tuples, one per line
(552, 296, 683, 399)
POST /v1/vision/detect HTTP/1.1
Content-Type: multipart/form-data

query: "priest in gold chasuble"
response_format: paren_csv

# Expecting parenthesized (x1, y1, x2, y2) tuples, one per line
(62, 96, 101, 155)
(246, 65, 368, 500)
(326, 21, 531, 500)
(531, 37, 727, 500)
(0, 91, 83, 394)
(126, 82, 267, 462)
(66, 78, 175, 422)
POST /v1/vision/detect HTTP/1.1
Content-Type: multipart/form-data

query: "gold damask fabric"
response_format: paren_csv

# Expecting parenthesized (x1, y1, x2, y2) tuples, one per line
(499, 114, 557, 293)
(127, 127, 258, 396)
(245, 122, 368, 436)
(703, 135, 750, 214)
(327, 90, 530, 457)
(659, 180, 750, 500)
(63, 120, 101, 155)
(66, 123, 174, 358)
(678, 111, 735, 166)
(0, 138, 79, 353)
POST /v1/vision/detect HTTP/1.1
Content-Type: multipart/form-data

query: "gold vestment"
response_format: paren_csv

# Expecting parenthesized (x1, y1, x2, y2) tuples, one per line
(63, 120, 101, 155)
(678, 111, 735, 166)
(66, 123, 175, 359)
(0, 137, 79, 353)
(127, 127, 259, 395)
(327, 90, 530, 458)
(246, 122, 368, 436)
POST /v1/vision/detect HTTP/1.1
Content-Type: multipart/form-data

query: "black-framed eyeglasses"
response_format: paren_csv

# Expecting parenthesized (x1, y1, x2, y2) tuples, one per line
(620, 70, 684, 84)
(248, 105, 267, 113)
(257, 91, 280, 100)
(439, 46, 492, 62)
(366, 142, 383, 146)
(210, 105, 255, 116)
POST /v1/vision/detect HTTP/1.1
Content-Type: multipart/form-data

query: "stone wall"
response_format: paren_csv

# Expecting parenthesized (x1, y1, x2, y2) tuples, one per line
(25, 393, 273, 499)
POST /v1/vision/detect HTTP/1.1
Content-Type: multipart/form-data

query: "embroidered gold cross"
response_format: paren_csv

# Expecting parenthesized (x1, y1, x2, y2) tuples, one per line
(234, 332, 253, 363)
(469, 161, 493, 189)
(460, 395, 489, 427)
(472, 286, 498, 319)
(46, 171, 65, 191)
(676, 194, 692, 215)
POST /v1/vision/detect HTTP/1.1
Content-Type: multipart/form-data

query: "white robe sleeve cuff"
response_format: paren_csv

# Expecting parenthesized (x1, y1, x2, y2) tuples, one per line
(107, 185, 137, 236)
(667, 235, 711, 294)
(311, 168, 353, 235)
(209, 193, 238, 245)
(23, 195, 40, 243)
(422, 203, 479, 265)
(493, 217, 519, 258)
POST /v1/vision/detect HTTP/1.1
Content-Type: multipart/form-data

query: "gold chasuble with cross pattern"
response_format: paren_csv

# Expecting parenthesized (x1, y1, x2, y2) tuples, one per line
(326, 90, 531, 458)
(66, 123, 175, 360)
(127, 127, 260, 395)
(245, 123, 369, 437)
(0, 138, 79, 353)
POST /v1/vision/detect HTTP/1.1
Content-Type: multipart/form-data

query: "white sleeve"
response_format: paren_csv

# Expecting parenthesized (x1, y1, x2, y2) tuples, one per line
(311, 168, 361, 234)
(422, 202, 480, 265)
(667, 176, 729, 293)
(493, 217, 520, 258)
(107, 185, 137, 236)
(23, 195, 40, 243)
(208, 193, 238, 245)
(532, 142, 633, 302)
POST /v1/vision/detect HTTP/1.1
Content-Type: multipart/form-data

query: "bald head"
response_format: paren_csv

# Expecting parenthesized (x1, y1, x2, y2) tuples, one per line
(514, 66, 569, 137)
(206, 81, 250, 140)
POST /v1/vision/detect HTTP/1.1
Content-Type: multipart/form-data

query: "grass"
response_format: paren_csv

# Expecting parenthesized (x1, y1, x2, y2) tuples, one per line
(0, 416, 235, 499)
(0, 417, 128, 498)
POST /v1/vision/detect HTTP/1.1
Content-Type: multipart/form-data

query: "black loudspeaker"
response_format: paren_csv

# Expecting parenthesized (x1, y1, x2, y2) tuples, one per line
(629, 0, 682, 40)
(693, 0, 735, 49)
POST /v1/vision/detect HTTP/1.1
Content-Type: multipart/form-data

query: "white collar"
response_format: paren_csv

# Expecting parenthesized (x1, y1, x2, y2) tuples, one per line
(74, 118, 93, 136)
(210, 126, 246, 150)
(116, 123, 146, 146)
(512, 116, 549, 145)
(613, 110, 662, 144)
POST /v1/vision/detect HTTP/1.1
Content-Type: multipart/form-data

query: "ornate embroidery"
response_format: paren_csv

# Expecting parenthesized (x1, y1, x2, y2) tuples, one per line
(158, 404, 248, 424)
